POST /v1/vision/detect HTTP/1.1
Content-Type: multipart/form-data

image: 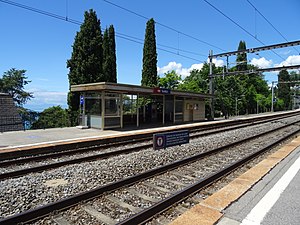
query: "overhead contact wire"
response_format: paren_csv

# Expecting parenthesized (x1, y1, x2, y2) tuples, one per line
(0, 0, 205, 62)
(203, 0, 286, 62)
(102, 0, 226, 52)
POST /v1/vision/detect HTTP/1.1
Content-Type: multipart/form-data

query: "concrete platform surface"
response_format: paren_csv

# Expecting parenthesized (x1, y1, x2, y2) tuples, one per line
(0, 127, 121, 149)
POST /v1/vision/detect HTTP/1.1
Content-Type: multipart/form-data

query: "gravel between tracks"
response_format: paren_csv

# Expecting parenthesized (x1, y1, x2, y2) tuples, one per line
(0, 116, 299, 219)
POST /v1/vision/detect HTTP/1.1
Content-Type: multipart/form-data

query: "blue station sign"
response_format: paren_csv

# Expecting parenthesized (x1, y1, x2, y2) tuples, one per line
(153, 130, 190, 150)
(80, 96, 84, 105)
(153, 87, 171, 94)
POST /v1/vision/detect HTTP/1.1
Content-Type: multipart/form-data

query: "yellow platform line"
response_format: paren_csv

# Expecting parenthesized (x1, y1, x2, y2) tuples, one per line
(170, 136, 300, 225)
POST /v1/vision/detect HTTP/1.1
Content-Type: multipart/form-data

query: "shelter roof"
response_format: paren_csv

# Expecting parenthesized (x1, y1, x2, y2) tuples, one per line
(71, 82, 214, 99)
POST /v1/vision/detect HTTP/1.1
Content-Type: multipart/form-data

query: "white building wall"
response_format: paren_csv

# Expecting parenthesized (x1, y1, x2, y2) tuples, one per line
(183, 99, 205, 122)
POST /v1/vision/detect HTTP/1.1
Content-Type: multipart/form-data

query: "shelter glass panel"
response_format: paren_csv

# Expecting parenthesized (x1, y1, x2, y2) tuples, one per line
(122, 94, 138, 125)
(104, 93, 120, 116)
(85, 98, 101, 115)
(175, 99, 184, 122)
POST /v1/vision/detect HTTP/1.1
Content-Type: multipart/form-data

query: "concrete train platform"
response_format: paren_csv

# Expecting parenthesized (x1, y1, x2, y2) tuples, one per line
(171, 136, 300, 225)
(217, 138, 300, 225)
(0, 127, 121, 149)
(0, 121, 218, 152)
(0, 110, 295, 151)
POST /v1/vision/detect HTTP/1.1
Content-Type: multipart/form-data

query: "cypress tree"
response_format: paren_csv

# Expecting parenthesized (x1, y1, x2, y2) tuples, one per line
(103, 28, 111, 82)
(236, 40, 247, 71)
(278, 70, 291, 109)
(103, 25, 117, 83)
(141, 18, 158, 87)
(109, 25, 117, 83)
(67, 9, 103, 125)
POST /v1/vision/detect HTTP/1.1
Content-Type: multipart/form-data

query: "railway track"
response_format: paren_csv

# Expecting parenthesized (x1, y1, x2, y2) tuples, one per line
(0, 114, 299, 224)
(0, 113, 298, 180)
(0, 110, 298, 163)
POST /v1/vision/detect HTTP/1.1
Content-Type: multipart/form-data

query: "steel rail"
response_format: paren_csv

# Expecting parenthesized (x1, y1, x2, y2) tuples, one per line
(0, 110, 298, 162)
(0, 119, 255, 168)
(0, 111, 295, 167)
(118, 126, 300, 224)
(0, 120, 299, 224)
(0, 143, 150, 180)
(0, 115, 297, 180)
(0, 119, 251, 166)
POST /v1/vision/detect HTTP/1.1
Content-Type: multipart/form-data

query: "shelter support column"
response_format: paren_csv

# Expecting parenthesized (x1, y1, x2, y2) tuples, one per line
(131, 95, 133, 120)
(83, 93, 86, 126)
(173, 95, 176, 124)
(137, 93, 139, 127)
(101, 91, 105, 130)
(81, 92, 86, 126)
(143, 104, 146, 122)
(163, 95, 165, 125)
(120, 94, 123, 128)
(81, 93, 85, 114)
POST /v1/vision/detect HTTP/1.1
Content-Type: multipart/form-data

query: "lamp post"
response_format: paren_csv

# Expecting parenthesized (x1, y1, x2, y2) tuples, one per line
(209, 50, 214, 120)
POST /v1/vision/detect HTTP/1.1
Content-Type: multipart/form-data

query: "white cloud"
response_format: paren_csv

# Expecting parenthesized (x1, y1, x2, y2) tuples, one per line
(189, 63, 204, 71)
(276, 55, 300, 67)
(24, 88, 67, 111)
(211, 58, 224, 67)
(250, 57, 273, 68)
(157, 62, 190, 78)
(157, 59, 224, 78)
(32, 91, 67, 105)
(280, 49, 292, 55)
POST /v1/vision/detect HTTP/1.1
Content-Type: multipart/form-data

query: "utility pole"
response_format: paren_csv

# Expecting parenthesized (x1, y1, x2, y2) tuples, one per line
(209, 50, 214, 120)
(293, 86, 297, 110)
(271, 81, 277, 112)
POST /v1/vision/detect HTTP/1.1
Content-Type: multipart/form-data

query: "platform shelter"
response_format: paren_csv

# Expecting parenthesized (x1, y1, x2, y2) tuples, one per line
(71, 82, 214, 129)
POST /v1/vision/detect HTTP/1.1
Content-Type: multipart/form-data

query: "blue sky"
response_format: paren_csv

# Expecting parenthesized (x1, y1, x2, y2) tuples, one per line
(1, 0, 300, 111)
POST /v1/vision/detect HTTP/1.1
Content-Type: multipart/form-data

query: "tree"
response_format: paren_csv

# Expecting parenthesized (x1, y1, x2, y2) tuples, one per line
(103, 28, 110, 81)
(103, 25, 117, 83)
(233, 41, 270, 113)
(256, 93, 268, 113)
(278, 69, 291, 109)
(18, 107, 39, 129)
(158, 70, 181, 89)
(67, 9, 103, 125)
(290, 71, 300, 83)
(236, 40, 247, 71)
(141, 18, 158, 87)
(245, 84, 257, 114)
(0, 68, 33, 106)
(67, 9, 103, 84)
(109, 25, 117, 82)
(178, 63, 224, 118)
(178, 64, 211, 93)
(31, 106, 70, 129)
(215, 75, 244, 118)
